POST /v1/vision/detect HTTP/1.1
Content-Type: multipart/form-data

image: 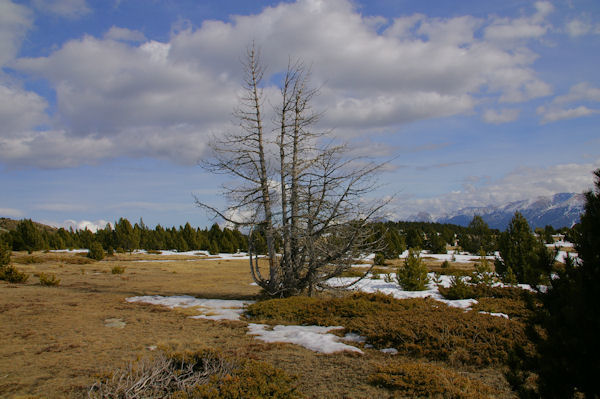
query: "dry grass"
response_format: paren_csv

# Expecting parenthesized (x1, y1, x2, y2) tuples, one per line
(1, 251, 515, 398)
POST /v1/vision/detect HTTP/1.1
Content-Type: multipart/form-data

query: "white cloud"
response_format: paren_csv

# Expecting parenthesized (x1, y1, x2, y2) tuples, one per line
(9, 0, 554, 168)
(32, 0, 90, 19)
(552, 82, 600, 104)
(0, 207, 24, 218)
(0, 84, 48, 134)
(565, 18, 600, 37)
(482, 108, 520, 124)
(537, 82, 600, 123)
(484, 1, 553, 42)
(104, 26, 146, 42)
(0, 0, 32, 66)
(394, 160, 600, 219)
(539, 105, 598, 123)
(51, 219, 111, 232)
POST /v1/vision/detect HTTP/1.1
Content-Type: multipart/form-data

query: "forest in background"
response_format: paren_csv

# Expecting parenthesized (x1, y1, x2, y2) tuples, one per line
(0, 216, 575, 257)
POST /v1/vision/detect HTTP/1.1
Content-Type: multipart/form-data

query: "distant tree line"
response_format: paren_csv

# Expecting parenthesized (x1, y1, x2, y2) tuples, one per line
(0, 216, 577, 259)
(0, 218, 249, 255)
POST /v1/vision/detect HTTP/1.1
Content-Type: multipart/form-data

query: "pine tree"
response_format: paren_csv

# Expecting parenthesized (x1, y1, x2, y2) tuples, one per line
(535, 170, 600, 397)
(461, 215, 494, 254)
(508, 169, 600, 398)
(495, 212, 553, 285)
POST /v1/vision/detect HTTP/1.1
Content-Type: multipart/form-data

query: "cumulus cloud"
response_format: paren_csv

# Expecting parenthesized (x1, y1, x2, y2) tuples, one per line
(0, 84, 48, 134)
(484, 1, 553, 42)
(104, 26, 146, 42)
(32, 0, 90, 19)
(565, 18, 600, 37)
(393, 160, 600, 219)
(538, 105, 598, 123)
(482, 108, 520, 124)
(52, 219, 111, 232)
(0, 0, 32, 66)
(9, 0, 555, 168)
(537, 82, 600, 123)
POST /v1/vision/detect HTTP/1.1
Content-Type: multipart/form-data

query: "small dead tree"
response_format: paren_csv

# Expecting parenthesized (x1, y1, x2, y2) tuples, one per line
(197, 45, 386, 297)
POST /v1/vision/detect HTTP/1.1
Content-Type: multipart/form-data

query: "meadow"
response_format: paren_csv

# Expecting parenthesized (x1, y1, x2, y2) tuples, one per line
(0, 250, 524, 398)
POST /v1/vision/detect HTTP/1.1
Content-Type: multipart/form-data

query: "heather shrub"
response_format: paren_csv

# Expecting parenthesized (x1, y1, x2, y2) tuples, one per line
(111, 266, 125, 274)
(89, 349, 300, 399)
(441, 259, 450, 269)
(39, 272, 60, 286)
(245, 292, 526, 365)
(373, 253, 386, 266)
(0, 264, 29, 283)
(396, 249, 429, 291)
(88, 242, 105, 260)
(369, 360, 497, 398)
(0, 241, 11, 266)
(13, 255, 44, 264)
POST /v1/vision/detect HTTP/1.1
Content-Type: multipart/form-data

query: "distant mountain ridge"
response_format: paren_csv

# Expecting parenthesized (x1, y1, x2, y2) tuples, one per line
(412, 193, 584, 230)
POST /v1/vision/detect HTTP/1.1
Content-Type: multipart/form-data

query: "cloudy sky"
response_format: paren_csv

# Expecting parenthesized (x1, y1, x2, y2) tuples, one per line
(1, 0, 599, 231)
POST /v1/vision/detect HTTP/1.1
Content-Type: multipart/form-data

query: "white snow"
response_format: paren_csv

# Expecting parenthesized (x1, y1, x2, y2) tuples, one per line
(50, 249, 89, 253)
(247, 324, 362, 354)
(380, 348, 398, 355)
(398, 249, 495, 263)
(126, 295, 254, 321)
(479, 311, 509, 319)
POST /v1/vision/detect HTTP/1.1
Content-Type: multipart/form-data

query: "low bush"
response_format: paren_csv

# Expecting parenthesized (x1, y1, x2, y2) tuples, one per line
(89, 349, 300, 399)
(147, 249, 162, 255)
(441, 259, 451, 269)
(0, 264, 29, 283)
(111, 266, 125, 275)
(369, 360, 497, 398)
(245, 292, 527, 366)
(39, 272, 60, 286)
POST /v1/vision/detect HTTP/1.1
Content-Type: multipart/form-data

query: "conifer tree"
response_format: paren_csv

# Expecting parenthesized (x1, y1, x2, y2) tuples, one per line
(495, 212, 553, 285)
(508, 169, 600, 398)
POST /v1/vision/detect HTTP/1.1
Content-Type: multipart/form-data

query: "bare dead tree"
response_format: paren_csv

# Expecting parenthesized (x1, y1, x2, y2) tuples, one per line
(197, 44, 387, 297)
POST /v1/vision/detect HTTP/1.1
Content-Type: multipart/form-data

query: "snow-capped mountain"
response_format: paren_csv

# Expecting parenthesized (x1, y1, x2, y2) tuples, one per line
(418, 193, 585, 230)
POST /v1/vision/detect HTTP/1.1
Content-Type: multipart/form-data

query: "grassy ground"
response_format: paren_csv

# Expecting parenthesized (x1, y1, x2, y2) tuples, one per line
(1, 251, 517, 398)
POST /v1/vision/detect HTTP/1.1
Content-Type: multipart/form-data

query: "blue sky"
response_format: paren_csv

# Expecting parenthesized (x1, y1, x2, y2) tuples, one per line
(1, 0, 599, 231)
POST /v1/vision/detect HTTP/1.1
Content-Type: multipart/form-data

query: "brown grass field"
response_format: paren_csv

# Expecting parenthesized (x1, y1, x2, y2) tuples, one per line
(0, 251, 516, 398)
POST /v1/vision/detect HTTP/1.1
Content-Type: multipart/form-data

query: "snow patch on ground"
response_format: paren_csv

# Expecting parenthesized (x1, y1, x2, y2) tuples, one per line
(479, 311, 509, 319)
(247, 324, 362, 354)
(126, 295, 254, 321)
